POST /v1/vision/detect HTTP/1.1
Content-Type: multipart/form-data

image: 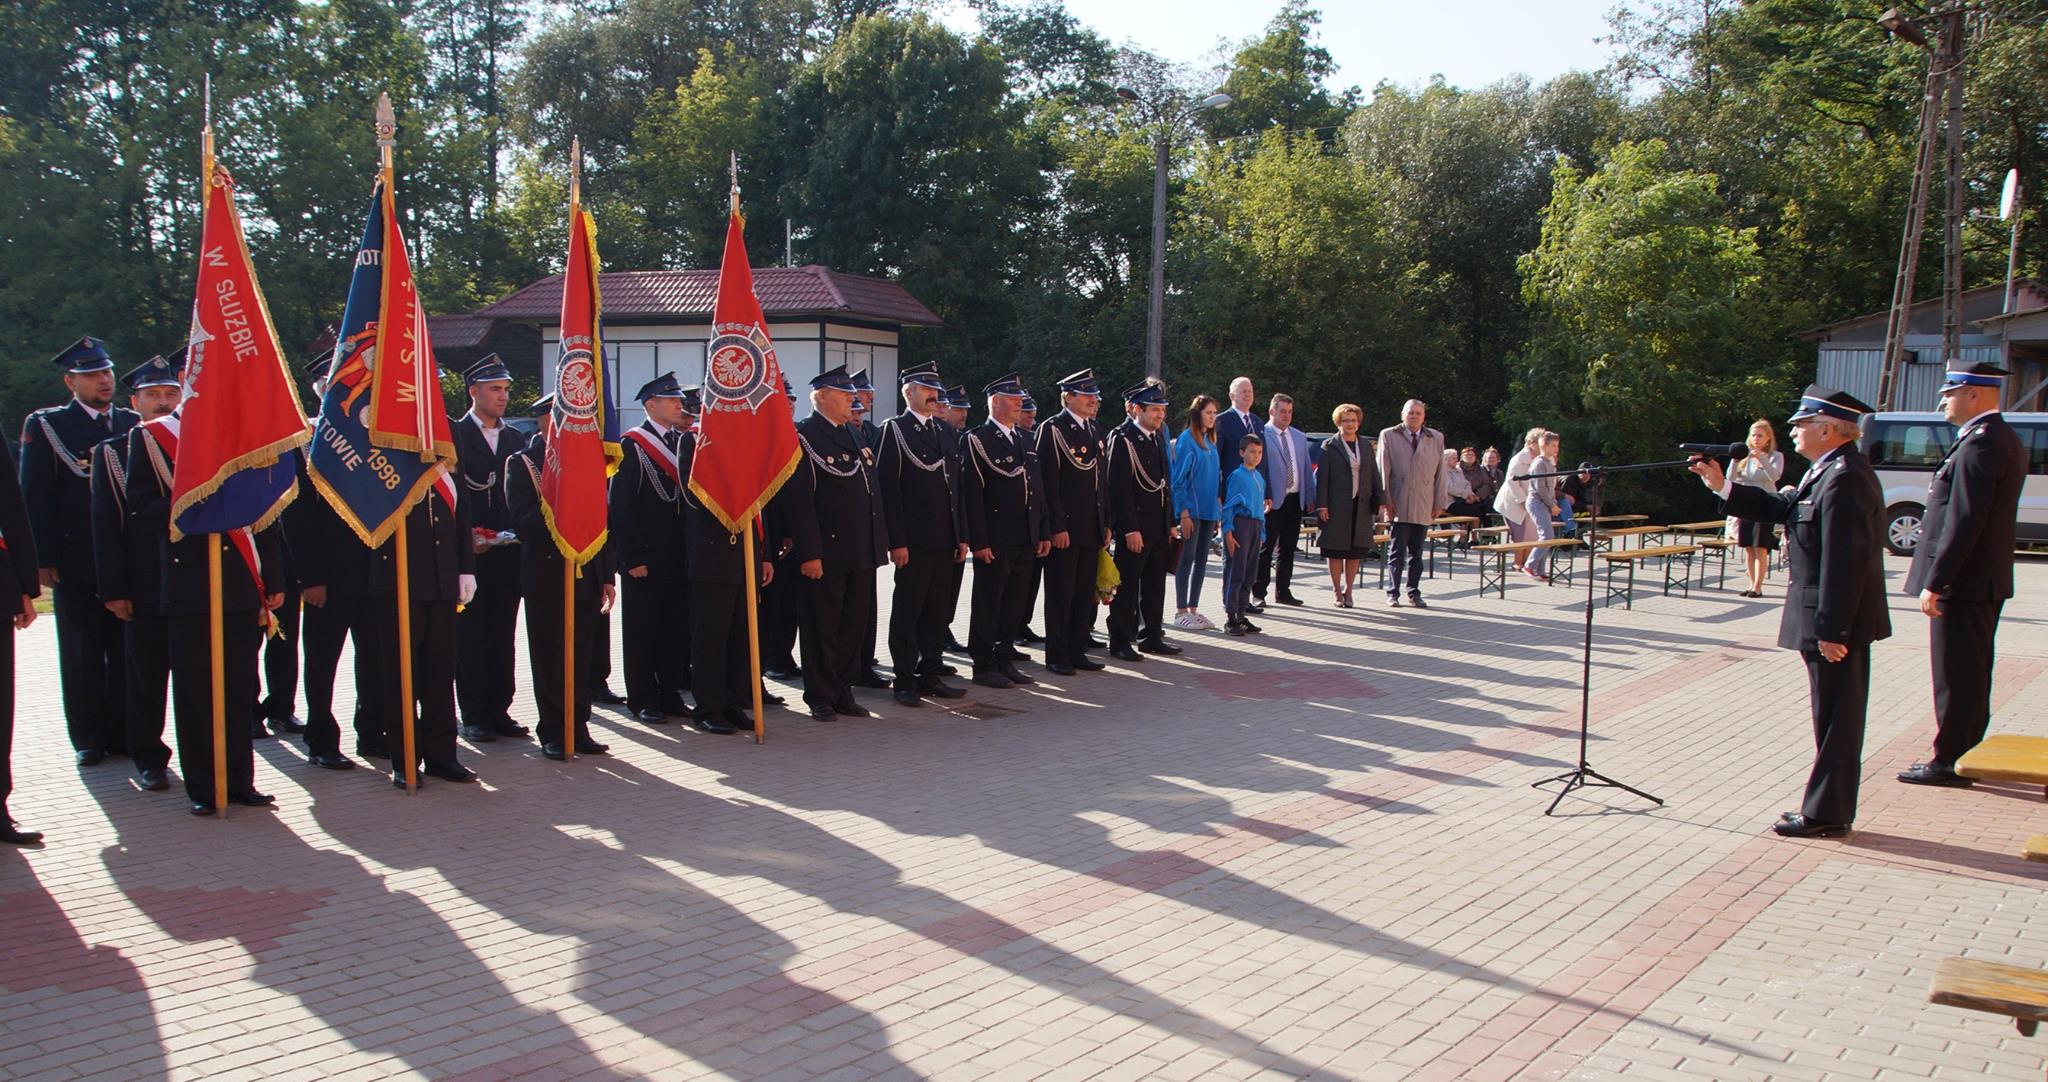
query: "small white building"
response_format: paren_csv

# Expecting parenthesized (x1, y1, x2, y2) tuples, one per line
(475, 265, 941, 428)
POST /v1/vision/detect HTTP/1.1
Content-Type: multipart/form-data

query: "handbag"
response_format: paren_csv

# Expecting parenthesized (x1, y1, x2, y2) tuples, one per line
(1094, 546, 1121, 604)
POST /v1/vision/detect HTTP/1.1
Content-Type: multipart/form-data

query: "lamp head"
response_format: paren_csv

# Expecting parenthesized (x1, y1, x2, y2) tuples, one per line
(1877, 8, 1927, 47)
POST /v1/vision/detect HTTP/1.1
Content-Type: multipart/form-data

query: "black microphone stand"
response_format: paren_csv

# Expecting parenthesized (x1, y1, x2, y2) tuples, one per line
(1514, 457, 1695, 815)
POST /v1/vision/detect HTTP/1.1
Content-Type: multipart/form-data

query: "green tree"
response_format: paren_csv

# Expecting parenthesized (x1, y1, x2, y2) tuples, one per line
(1511, 140, 1790, 475)
(1203, 2, 1356, 144)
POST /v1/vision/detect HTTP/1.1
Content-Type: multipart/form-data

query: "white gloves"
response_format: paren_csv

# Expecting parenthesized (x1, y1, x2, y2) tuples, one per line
(458, 573, 477, 606)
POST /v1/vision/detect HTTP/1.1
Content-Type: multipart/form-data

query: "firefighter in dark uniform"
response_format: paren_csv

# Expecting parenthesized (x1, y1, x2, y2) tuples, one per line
(90, 354, 185, 792)
(611, 373, 695, 725)
(758, 378, 802, 683)
(960, 374, 1048, 689)
(779, 365, 888, 720)
(682, 415, 767, 736)
(121, 407, 286, 814)
(21, 336, 139, 765)
(1693, 386, 1889, 837)
(1035, 369, 1109, 676)
(507, 395, 619, 758)
(369, 462, 476, 788)
(0, 428, 42, 844)
(877, 361, 969, 707)
(847, 369, 891, 688)
(1898, 362, 2030, 787)
(938, 385, 974, 658)
(290, 352, 385, 767)
(1014, 391, 1045, 646)
(451, 354, 528, 743)
(1105, 379, 1181, 661)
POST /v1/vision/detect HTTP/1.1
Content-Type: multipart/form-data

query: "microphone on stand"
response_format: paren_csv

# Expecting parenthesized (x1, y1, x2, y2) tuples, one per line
(1678, 442, 1750, 460)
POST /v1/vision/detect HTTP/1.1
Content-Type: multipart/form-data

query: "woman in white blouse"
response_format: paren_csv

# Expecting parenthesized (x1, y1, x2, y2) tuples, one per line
(1494, 429, 1543, 575)
(1729, 418, 1785, 597)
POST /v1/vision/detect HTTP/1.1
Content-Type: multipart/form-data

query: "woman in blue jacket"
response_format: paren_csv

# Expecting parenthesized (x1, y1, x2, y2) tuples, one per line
(1170, 395, 1222, 630)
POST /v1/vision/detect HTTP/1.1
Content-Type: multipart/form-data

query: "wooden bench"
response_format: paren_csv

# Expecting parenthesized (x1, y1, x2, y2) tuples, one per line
(1957, 735, 2048, 800)
(1693, 537, 1739, 589)
(1928, 956, 2048, 1040)
(1585, 524, 1668, 552)
(1597, 544, 1700, 608)
(1470, 538, 1584, 599)
(2024, 836, 2048, 863)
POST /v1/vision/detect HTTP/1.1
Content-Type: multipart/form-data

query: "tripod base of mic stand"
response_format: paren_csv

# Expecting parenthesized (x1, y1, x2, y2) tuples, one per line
(1533, 763, 1664, 816)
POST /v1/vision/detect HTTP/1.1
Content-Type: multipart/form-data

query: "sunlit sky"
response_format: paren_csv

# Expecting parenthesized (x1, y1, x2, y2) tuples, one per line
(937, 0, 1624, 93)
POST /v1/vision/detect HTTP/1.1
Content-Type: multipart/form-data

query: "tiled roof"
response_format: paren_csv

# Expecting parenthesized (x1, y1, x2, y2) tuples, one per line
(305, 314, 504, 356)
(474, 265, 941, 327)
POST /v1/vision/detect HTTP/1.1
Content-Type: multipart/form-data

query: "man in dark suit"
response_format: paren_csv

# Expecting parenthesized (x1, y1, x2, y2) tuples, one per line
(508, 396, 621, 757)
(1014, 392, 1046, 645)
(122, 409, 287, 814)
(682, 409, 767, 736)
(369, 465, 476, 788)
(1105, 380, 1180, 662)
(1898, 362, 2029, 787)
(781, 365, 889, 720)
(451, 355, 528, 742)
(758, 379, 802, 685)
(0, 431, 42, 843)
(611, 373, 695, 725)
(961, 374, 1048, 689)
(90, 354, 184, 792)
(1035, 369, 1109, 676)
(1692, 385, 1890, 837)
(21, 337, 139, 765)
(939, 385, 974, 656)
(846, 369, 890, 689)
(877, 362, 969, 708)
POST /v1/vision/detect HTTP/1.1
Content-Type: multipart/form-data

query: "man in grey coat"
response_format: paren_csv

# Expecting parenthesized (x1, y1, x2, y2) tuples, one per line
(1375, 399, 1449, 608)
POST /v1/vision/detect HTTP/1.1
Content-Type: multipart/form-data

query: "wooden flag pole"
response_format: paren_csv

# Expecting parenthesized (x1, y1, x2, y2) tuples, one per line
(744, 522, 765, 744)
(563, 136, 583, 760)
(376, 93, 417, 793)
(208, 539, 228, 817)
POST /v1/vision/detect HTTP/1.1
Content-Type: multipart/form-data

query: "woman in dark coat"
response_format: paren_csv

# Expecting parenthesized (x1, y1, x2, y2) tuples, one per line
(1315, 403, 1383, 608)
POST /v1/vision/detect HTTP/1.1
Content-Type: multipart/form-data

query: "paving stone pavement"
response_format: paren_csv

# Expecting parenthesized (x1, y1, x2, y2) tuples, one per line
(2, 549, 2045, 1081)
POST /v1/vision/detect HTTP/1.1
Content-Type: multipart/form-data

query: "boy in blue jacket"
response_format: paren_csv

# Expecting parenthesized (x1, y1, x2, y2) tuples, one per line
(1221, 434, 1268, 635)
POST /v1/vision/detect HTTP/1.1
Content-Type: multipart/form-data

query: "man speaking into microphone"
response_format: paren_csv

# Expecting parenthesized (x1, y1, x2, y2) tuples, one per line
(1689, 385, 1888, 838)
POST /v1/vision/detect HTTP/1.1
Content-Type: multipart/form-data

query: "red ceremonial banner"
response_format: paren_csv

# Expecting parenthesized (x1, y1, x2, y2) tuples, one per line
(688, 209, 800, 532)
(169, 158, 310, 540)
(539, 201, 619, 565)
(365, 178, 457, 509)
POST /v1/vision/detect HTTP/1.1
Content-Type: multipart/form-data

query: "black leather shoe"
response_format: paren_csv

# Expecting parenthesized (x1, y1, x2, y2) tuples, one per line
(1276, 594, 1305, 607)
(764, 667, 802, 681)
(937, 662, 959, 675)
(759, 687, 786, 706)
(1, 819, 42, 845)
(137, 768, 169, 791)
(574, 739, 610, 756)
(660, 697, 694, 717)
(308, 754, 356, 771)
(491, 721, 531, 740)
(462, 724, 499, 743)
(1109, 645, 1144, 663)
(1139, 639, 1182, 656)
(1000, 645, 1028, 662)
(835, 701, 872, 718)
(1072, 656, 1106, 672)
(542, 742, 568, 761)
(972, 671, 1014, 690)
(855, 670, 892, 689)
(694, 714, 739, 735)
(1245, 602, 1265, 615)
(75, 749, 105, 767)
(894, 689, 924, 707)
(999, 665, 1035, 686)
(809, 706, 838, 722)
(1086, 635, 1106, 649)
(1772, 814, 1848, 838)
(189, 802, 215, 816)
(271, 715, 307, 734)
(592, 685, 627, 706)
(391, 770, 418, 790)
(945, 639, 971, 656)
(1046, 661, 1077, 676)
(921, 681, 967, 699)
(1018, 627, 1045, 644)
(721, 709, 753, 731)
(1897, 761, 1973, 787)
(634, 707, 670, 725)
(424, 761, 477, 783)
(229, 791, 276, 807)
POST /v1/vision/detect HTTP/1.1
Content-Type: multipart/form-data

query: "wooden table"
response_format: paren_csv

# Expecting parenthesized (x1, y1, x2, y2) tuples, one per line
(1598, 544, 1699, 608)
(1432, 515, 1481, 528)
(1470, 538, 1584, 599)
(1575, 514, 1648, 524)
(1589, 524, 1668, 552)
(1957, 734, 2048, 800)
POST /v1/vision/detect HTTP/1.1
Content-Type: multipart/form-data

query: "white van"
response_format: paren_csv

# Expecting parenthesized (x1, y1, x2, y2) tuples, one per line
(1860, 411, 2048, 555)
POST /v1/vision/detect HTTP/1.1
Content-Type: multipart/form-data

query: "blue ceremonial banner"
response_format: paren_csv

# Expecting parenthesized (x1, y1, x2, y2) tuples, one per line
(306, 180, 444, 546)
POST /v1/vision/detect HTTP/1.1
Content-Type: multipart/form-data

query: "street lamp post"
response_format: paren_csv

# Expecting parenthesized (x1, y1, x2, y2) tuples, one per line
(1117, 87, 1231, 381)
